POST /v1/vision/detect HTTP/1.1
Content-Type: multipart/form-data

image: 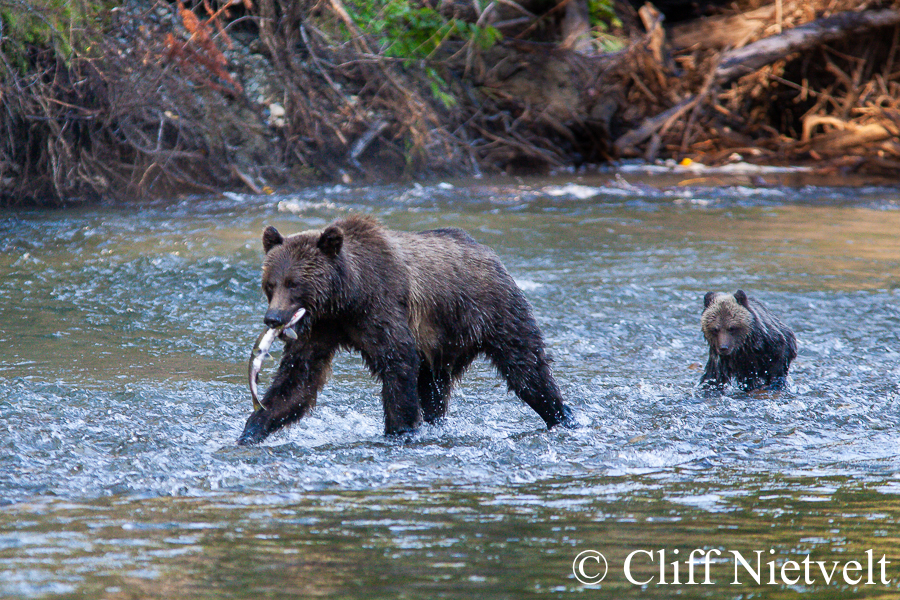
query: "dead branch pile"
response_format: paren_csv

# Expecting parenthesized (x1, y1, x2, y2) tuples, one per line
(0, 0, 618, 204)
(251, 0, 617, 180)
(611, 0, 900, 173)
(5, 0, 900, 205)
(0, 0, 279, 205)
(249, 0, 459, 180)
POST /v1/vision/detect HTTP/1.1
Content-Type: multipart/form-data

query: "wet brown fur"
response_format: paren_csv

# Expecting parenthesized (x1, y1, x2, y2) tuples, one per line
(239, 215, 574, 444)
(700, 290, 797, 391)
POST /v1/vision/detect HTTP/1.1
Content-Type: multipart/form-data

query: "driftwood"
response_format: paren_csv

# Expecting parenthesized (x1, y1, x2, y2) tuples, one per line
(794, 119, 900, 153)
(614, 97, 693, 154)
(716, 9, 900, 84)
(670, 4, 776, 51)
(612, 0, 900, 173)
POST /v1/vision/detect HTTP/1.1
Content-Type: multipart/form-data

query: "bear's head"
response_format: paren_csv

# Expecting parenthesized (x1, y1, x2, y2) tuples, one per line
(259, 224, 345, 331)
(701, 290, 752, 356)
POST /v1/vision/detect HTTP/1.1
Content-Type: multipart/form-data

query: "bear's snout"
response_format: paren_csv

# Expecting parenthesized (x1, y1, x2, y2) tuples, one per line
(264, 308, 294, 329)
(717, 333, 733, 355)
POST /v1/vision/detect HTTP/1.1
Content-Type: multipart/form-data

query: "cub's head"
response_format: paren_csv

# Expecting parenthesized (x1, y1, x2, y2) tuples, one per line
(260, 224, 344, 330)
(701, 290, 752, 356)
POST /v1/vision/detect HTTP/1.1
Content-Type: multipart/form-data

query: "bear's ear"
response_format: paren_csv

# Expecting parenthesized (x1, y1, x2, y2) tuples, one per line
(262, 226, 284, 253)
(734, 289, 749, 307)
(317, 225, 343, 257)
(703, 292, 717, 309)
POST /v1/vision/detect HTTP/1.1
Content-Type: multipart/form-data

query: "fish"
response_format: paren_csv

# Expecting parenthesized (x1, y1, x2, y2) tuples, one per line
(248, 307, 306, 411)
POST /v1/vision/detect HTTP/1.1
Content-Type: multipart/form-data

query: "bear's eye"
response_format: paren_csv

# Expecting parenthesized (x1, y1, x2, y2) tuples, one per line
(709, 327, 719, 335)
(728, 326, 739, 334)
(284, 278, 299, 289)
(263, 282, 275, 297)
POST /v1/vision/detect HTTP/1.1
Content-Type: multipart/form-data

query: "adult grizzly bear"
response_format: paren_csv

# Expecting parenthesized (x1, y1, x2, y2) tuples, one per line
(238, 215, 574, 445)
(700, 289, 797, 391)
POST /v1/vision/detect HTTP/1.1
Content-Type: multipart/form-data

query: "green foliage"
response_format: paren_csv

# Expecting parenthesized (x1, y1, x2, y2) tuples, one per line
(341, 0, 501, 106)
(0, 0, 98, 72)
(345, 0, 500, 60)
(587, 0, 624, 52)
(587, 0, 620, 29)
(425, 65, 455, 107)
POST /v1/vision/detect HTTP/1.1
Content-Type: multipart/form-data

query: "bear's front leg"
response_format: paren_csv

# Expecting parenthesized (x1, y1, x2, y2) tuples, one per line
(699, 352, 728, 388)
(238, 339, 336, 445)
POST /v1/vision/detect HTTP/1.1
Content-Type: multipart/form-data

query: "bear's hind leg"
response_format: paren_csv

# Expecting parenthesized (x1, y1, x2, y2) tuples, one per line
(417, 364, 452, 424)
(487, 338, 573, 429)
(361, 326, 424, 435)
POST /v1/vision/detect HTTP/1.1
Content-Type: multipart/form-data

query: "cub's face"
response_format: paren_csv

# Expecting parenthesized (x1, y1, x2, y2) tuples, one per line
(260, 225, 344, 329)
(701, 291, 751, 356)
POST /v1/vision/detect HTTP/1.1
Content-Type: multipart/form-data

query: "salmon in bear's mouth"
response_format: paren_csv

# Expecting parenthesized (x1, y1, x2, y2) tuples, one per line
(279, 306, 308, 340)
(248, 307, 307, 410)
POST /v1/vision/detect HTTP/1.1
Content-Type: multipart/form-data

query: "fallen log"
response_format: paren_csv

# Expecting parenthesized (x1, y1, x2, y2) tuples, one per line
(716, 9, 900, 84)
(613, 97, 692, 155)
(670, 3, 777, 51)
(792, 118, 899, 155)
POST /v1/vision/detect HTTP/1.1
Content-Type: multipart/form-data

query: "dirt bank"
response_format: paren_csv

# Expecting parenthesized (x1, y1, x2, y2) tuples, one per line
(2, 0, 899, 205)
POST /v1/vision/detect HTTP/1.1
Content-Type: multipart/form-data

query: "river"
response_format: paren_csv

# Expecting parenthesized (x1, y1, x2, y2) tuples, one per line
(1, 174, 900, 598)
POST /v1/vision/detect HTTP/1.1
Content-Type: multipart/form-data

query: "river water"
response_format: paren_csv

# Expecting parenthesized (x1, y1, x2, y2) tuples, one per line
(1, 175, 900, 598)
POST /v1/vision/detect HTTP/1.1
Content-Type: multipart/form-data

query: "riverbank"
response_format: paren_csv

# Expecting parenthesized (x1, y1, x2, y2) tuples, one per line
(2, 0, 898, 206)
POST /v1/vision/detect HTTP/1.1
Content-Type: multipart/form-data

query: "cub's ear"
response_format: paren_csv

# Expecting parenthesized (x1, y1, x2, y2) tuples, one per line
(262, 226, 284, 253)
(317, 225, 343, 257)
(734, 289, 749, 307)
(703, 292, 717, 309)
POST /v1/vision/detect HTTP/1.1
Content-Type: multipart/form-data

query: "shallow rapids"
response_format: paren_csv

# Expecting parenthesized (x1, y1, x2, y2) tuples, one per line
(1, 176, 899, 598)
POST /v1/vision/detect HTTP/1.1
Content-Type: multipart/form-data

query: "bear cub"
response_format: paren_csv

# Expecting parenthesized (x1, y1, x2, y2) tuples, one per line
(700, 290, 797, 392)
(238, 215, 574, 445)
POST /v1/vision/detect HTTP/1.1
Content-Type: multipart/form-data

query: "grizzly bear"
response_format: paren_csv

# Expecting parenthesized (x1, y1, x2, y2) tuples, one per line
(238, 215, 575, 445)
(700, 290, 797, 391)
